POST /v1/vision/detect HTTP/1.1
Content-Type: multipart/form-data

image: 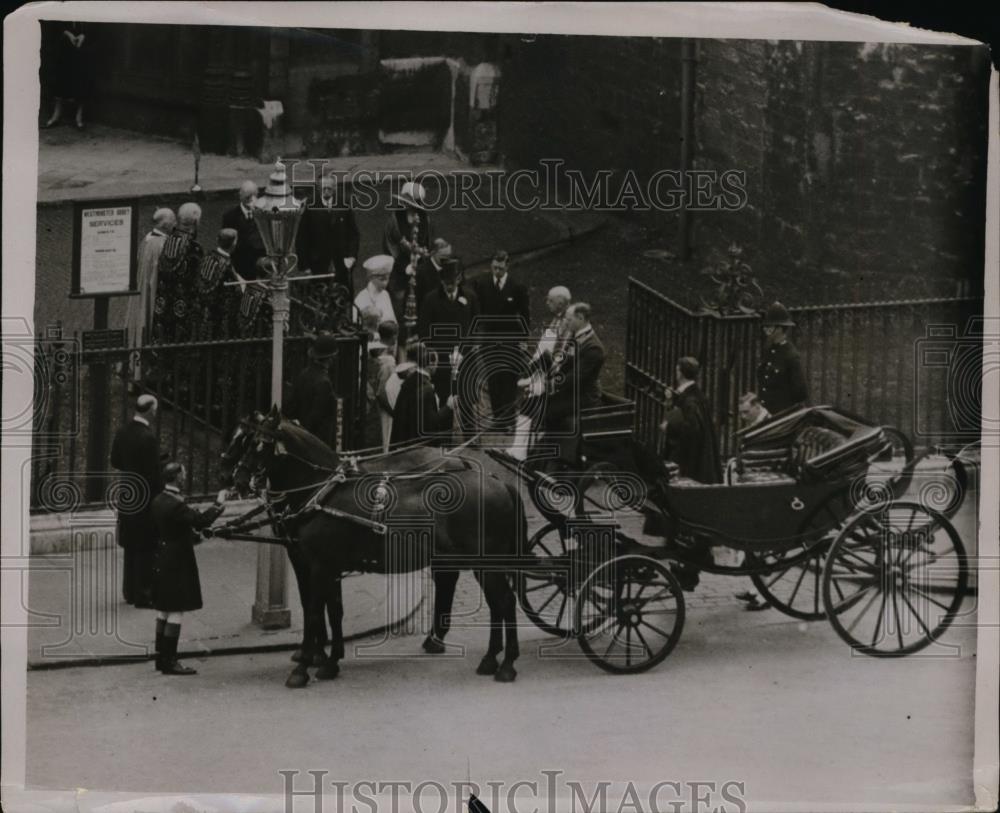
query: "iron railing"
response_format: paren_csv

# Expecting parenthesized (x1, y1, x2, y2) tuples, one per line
(30, 332, 368, 512)
(625, 277, 984, 457)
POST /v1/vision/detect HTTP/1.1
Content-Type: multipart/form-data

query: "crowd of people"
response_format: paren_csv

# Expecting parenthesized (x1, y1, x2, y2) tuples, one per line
(110, 173, 812, 672)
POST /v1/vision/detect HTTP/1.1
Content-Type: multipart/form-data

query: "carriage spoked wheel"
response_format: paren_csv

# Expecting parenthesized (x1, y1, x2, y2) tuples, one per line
(866, 426, 916, 499)
(518, 522, 595, 638)
(747, 494, 849, 620)
(821, 501, 968, 657)
(575, 555, 686, 674)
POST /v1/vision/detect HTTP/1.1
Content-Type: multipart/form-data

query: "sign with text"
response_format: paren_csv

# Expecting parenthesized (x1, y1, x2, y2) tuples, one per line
(71, 199, 139, 297)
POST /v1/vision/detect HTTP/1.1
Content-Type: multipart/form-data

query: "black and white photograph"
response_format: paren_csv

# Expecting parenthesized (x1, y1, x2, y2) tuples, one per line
(2, 3, 998, 812)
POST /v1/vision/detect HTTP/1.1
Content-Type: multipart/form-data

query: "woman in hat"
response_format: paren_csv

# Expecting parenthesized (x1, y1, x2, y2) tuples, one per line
(757, 301, 808, 415)
(150, 462, 228, 675)
(354, 255, 398, 332)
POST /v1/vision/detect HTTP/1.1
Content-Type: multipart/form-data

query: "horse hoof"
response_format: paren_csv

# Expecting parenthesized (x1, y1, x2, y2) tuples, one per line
(316, 662, 340, 680)
(285, 671, 310, 689)
(494, 663, 517, 683)
(290, 648, 305, 663)
(476, 655, 499, 676)
(422, 636, 446, 655)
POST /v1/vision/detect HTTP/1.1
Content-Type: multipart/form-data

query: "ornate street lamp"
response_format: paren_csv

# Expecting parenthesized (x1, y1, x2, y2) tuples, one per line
(252, 160, 306, 411)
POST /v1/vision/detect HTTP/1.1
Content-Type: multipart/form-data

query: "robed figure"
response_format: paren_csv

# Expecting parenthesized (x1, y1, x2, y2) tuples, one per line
(153, 228, 203, 344)
(125, 212, 174, 348)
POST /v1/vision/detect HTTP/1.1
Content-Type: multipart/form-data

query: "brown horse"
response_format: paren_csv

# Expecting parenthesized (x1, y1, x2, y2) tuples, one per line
(225, 409, 527, 687)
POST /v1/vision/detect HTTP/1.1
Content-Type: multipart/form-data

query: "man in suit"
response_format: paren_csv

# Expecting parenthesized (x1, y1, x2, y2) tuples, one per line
(221, 180, 266, 282)
(539, 302, 606, 466)
(661, 357, 722, 484)
(296, 174, 360, 295)
(150, 461, 227, 675)
(390, 342, 455, 447)
(417, 257, 479, 407)
(757, 301, 808, 416)
(109, 394, 164, 607)
(471, 250, 531, 430)
(284, 334, 339, 450)
(413, 238, 455, 323)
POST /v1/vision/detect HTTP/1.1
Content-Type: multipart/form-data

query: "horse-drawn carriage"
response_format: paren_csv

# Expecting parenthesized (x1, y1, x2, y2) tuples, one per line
(491, 401, 968, 672)
(216, 399, 969, 685)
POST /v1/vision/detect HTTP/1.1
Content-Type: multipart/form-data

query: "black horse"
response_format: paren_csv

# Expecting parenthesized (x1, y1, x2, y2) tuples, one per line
(223, 408, 527, 687)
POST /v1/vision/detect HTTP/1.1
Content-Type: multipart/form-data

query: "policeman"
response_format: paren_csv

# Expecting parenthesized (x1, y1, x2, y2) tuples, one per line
(757, 302, 808, 415)
(150, 462, 228, 675)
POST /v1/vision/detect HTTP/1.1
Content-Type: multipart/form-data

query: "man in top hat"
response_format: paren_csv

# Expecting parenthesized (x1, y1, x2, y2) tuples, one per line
(153, 202, 203, 344)
(193, 228, 238, 341)
(758, 302, 808, 415)
(109, 394, 164, 607)
(126, 207, 175, 350)
(222, 180, 267, 281)
(354, 255, 398, 333)
(413, 238, 456, 322)
(285, 334, 339, 449)
(384, 181, 432, 326)
(296, 174, 360, 295)
(418, 256, 480, 407)
(471, 250, 532, 431)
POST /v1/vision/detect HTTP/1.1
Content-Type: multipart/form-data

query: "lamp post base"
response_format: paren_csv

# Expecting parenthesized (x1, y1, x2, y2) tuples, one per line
(251, 604, 292, 630)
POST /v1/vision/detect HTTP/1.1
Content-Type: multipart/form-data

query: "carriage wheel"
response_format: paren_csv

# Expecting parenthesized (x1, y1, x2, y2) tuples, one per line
(747, 493, 849, 620)
(866, 426, 916, 499)
(576, 555, 685, 674)
(517, 523, 578, 637)
(821, 501, 968, 657)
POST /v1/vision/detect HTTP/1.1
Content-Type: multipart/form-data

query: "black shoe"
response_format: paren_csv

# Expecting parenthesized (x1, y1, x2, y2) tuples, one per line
(160, 659, 197, 675)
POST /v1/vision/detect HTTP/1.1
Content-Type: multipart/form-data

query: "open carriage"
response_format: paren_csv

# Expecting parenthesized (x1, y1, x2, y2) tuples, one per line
(491, 403, 969, 673)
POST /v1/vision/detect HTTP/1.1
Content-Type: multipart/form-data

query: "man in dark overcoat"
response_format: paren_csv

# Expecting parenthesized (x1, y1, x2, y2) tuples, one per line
(417, 257, 479, 407)
(296, 174, 360, 295)
(659, 356, 722, 592)
(109, 394, 163, 607)
(221, 180, 267, 282)
(661, 356, 722, 484)
(470, 250, 531, 431)
(757, 301, 809, 416)
(150, 462, 227, 675)
(390, 342, 454, 447)
(284, 334, 339, 450)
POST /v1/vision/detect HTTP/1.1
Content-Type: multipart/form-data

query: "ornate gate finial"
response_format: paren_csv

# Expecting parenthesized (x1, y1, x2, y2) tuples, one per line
(699, 243, 764, 315)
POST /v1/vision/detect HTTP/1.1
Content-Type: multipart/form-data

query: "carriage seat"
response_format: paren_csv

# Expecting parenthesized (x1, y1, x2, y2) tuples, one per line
(734, 405, 888, 484)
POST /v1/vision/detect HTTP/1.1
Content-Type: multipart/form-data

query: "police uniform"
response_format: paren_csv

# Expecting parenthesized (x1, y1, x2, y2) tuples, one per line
(757, 302, 809, 416)
(758, 340, 808, 415)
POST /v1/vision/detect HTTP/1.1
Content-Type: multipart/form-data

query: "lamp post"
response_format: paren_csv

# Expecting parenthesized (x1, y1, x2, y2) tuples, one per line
(224, 161, 353, 628)
(250, 160, 304, 629)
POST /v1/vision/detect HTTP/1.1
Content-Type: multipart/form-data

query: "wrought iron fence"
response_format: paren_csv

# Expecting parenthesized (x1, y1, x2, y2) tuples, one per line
(625, 277, 984, 457)
(30, 331, 368, 512)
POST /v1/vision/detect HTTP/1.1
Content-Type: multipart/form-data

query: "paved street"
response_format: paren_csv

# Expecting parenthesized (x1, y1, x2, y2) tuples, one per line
(25, 588, 977, 808)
